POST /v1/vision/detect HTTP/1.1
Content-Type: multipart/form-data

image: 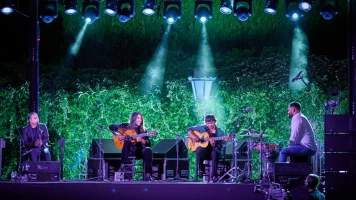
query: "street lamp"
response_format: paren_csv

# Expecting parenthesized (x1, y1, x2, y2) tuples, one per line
(188, 76, 216, 101)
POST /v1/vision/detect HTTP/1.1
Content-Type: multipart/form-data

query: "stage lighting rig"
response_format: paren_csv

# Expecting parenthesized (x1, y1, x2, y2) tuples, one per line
(39, 0, 58, 23)
(233, 0, 252, 22)
(82, 0, 100, 24)
(117, 0, 135, 23)
(143, 0, 156, 16)
(194, 0, 212, 24)
(220, 0, 232, 15)
(0, 0, 14, 15)
(264, 0, 278, 15)
(104, 0, 117, 16)
(163, 0, 182, 24)
(319, 0, 338, 20)
(64, 0, 77, 15)
(285, 0, 304, 21)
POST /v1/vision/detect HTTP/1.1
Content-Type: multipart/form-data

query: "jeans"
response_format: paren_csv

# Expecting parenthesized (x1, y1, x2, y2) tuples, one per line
(278, 144, 316, 162)
(29, 147, 51, 161)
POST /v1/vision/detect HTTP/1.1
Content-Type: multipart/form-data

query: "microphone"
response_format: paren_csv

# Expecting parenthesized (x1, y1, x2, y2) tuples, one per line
(95, 122, 104, 129)
(292, 71, 303, 82)
(242, 107, 253, 113)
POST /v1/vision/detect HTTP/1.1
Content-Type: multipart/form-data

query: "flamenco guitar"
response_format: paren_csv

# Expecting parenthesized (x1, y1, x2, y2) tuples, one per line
(187, 131, 234, 152)
(112, 129, 157, 150)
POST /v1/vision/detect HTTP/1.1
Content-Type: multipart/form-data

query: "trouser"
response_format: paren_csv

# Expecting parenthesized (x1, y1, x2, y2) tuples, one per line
(121, 140, 153, 174)
(278, 144, 316, 162)
(196, 146, 222, 176)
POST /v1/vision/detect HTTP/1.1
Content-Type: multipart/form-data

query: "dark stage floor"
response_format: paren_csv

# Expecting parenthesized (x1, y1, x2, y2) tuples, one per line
(0, 179, 310, 200)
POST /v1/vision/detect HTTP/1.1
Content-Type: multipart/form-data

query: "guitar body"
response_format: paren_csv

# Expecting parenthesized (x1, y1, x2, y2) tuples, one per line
(113, 129, 137, 150)
(187, 131, 210, 152)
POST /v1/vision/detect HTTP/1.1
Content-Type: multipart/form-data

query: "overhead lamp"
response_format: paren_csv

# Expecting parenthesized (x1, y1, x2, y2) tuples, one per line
(64, 0, 77, 15)
(39, 0, 58, 23)
(285, 0, 304, 21)
(194, 0, 213, 24)
(117, 0, 135, 23)
(143, 0, 156, 16)
(264, 0, 278, 15)
(233, 0, 252, 21)
(104, 0, 117, 16)
(0, 0, 14, 15)
(319, 0, 338, 20)
(82, 0, 100, 24)
(298, 0, 312, 12)
(220, 0, 232, 15)
(163, 0, 181, 24)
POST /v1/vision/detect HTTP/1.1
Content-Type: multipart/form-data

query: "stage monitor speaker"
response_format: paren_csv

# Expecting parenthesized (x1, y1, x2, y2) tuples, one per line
(152, 139, 188, 158)
(224, 140, 247, 160)
(90, 139, 122, 159)
(26, 161, 60, 182)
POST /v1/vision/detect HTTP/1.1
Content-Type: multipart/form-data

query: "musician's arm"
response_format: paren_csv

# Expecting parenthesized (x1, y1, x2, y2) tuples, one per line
(22, 127, 35, 149)
(187, 127, 199, 140)
(142, 136, 151, 147)
(41, 124, 49, 145)
(109, 123, 129, 132)
(215, 129, 225, 150)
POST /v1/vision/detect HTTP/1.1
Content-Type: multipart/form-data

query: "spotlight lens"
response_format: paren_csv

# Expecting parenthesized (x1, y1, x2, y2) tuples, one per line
(292, 13, 299, 20)
(264, 8, 276, 15)
(299, 2, 311, 12)
(85, 18, 92, 23)
(143, 8, 155, 16)
(220, 7, 232, 15)
(65, 8, 77, 15)
(1, 7, 13, 15)
(104, 8, 116, 16)
(167, 17, 174, 24)
(321, 11, 333, 20)
(199, 16, 207, 23)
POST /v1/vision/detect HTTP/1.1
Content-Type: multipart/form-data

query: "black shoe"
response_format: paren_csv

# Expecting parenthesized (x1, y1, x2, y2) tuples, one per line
(144, 173, 153, 181)
(198, 171, 204, 179)
(212, 176, 219, 183)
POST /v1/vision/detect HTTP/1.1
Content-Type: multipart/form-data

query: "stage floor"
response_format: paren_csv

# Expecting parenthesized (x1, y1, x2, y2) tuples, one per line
(0, 179, 309, 200)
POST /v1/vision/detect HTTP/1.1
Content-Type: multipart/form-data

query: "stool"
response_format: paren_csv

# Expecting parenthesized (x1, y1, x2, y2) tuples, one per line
(196, 159, 226, 182)
(289, 155, 312, 164)
(116, 156, 145, 181)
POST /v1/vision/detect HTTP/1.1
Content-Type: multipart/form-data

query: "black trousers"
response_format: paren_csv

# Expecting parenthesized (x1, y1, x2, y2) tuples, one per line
(29, 147, 51, 161)
(121, 140, 153, 174)
(196, 146, 222, 176)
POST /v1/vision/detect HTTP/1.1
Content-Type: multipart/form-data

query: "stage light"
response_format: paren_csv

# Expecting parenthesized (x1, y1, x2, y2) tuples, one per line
(0, 0, 14, 15)
(220, 0, 232, 15)
(233, 0, 252, 21)
(81, 0, 100, 24)
(39, 0, 58, 24)
(264, 0, 278, 15)
(194, 0, 212, 24)
(143, 0, 156, 16)
(64, 0, 77, 15)
(104, 0, 117, 16)
(117, 0, 135, 23)
(285, 0, 304, 21)
(319, 0, 338, 20)
(298, 0, 312, 12)
(163, 0, 181, 24)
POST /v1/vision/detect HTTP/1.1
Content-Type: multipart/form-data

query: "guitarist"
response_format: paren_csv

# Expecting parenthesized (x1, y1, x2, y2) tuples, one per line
(187, 114, 225, 182)
(109, 112, 155, 181)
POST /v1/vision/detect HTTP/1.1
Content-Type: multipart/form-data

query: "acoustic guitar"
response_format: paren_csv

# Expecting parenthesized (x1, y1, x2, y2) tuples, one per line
(187, 131, 234, 152)
(112, 129, 157, 150)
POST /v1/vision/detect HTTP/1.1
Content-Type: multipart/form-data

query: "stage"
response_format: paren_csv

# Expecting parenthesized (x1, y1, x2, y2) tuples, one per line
(0, 179, 309, 200)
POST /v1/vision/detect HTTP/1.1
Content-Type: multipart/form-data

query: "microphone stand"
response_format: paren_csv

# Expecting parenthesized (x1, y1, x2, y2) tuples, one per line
(168, 132, 186, 181)
(14, 123, 25, 171)
(96, 123, 104, 181)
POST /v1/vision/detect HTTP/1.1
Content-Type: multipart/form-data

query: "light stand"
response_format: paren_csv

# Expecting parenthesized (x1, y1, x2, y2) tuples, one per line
(218, 137, 240, 182)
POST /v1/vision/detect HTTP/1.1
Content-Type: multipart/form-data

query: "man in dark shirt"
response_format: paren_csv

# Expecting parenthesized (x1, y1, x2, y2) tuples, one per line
(109, 112, 156, 181)
(304, 174, 325, 200)
(187, 114, 226, 182)
(22, 112, 51, 161)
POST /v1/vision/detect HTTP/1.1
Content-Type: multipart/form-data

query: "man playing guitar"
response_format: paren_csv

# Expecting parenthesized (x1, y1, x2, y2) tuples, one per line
(187, 114, 226, 182)
(109, 112, 157, 181)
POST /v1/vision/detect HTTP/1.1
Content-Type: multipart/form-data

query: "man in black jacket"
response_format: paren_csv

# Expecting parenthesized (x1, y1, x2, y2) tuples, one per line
(22, 112, 51, 161)
(109, 112, 156, 181)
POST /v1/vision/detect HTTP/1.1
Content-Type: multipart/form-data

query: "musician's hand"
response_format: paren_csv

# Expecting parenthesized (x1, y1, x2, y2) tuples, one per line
(35, 139, 41, 147)
(117, 135, 124, 141)
(193, 137, 200, 142)
(136, 137, 145, 144)
(210, 138, 215, 146)
(151, 130, 158, 135)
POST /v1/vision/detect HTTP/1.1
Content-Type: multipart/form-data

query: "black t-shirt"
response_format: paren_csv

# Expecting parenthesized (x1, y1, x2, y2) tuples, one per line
(308, 189, 325, 200)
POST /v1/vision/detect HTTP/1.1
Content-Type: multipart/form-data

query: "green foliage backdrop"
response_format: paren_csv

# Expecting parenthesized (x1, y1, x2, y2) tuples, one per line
(0, 50, 348, 180)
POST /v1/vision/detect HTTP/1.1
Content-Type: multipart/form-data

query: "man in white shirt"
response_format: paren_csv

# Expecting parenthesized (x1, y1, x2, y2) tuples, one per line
(278, 102, 317, 162)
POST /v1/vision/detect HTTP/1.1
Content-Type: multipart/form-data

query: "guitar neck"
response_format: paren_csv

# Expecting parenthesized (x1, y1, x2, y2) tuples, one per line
(202, 136, 226, 142)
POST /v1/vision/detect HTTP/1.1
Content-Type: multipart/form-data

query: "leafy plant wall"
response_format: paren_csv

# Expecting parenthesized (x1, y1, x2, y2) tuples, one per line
(0, 50, 348, 180)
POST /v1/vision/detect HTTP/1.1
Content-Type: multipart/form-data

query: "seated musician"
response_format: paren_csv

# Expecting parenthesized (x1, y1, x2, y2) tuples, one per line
(22, 112, 51, 161)
(109, 112, 155, 181)
(278, 102, 317, 162)
(187, 114, 225, 181)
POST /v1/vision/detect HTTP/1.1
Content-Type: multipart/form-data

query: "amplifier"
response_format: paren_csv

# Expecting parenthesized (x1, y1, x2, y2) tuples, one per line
(25, 161, 61, 182)
(152, 158, 190, 180)
(274, 163, 311, 184)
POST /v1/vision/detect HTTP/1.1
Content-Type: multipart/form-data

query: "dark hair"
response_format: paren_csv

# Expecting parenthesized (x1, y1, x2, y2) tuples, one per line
(306, 174, 320, 189)
(28, 112, 38, 120)
(129, 112, 146, 133)
(205, 114, 217, 123)
(289, 102, 301, 111)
